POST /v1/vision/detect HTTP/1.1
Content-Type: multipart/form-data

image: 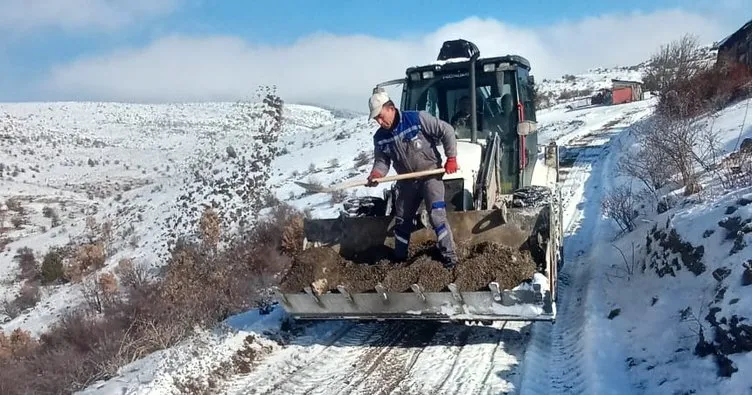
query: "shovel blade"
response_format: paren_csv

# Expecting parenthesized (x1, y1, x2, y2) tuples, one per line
(294, 181, 332, 193)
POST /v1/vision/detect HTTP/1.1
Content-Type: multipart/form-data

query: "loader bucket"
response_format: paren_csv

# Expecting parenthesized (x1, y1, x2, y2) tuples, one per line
(276, 202, 561, 322)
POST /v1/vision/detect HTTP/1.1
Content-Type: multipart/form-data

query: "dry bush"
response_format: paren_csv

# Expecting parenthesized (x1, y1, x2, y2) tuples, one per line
(114, 258, 149, 290)
(5, 198, 23, 213)
(0, 309, 136, 394)
(11, 214, 24, 229)
(199, 207, 221, 249)
(1, 281, 40, 319)
(330, 189, 347, 204)
(66, 242, 106, 282)
(719, 142, 752, 189)
(81, 273, 120, 313)
(14, 246, 38, 281)
(280, 213, 305, 258)
(84, 216, 99, 241)
(16, 281, 40, 310)
(0, 328, 38, 360)
(617, 140, 676, 201)
(42, 206, 61, 228)
(631, 113, 720, 196)
(645, 32, 752, 121)
(101, 220, 113, 252)
(658, 60, 752, 119)
(353, 150, 373, 168)
(602, 184, 639, 232)
(642, 34, 703, 93)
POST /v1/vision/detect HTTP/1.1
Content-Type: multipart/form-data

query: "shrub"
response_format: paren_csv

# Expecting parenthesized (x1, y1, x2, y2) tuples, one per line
(0, 328, 38, 360)
(81, 273, 120, 314)
(353, 151, 373, 169)
(657, 61, 752, 119)
(5, 198, 22, 213)
(66, 242, 106, 282)
(643, 34, 702, 93)
(42, 206, 61, 228)
(1, 281, 40, 319)
(14, 247, 38, 281)
(602, 184, 639, 232)
(41, 247, 66, 284)
(330, 189, 347, 204)
(199, 207, 221, 249)
(10, 215, 24, 229)
(114, 258, 149, 290)
(630, 112, 719, 196)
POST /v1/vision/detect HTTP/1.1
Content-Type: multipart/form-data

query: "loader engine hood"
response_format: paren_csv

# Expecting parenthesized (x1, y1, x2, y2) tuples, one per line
(440, 139, 483, 191)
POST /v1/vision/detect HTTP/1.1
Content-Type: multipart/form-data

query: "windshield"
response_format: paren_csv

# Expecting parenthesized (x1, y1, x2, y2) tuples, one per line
(403, 70, 517, 140)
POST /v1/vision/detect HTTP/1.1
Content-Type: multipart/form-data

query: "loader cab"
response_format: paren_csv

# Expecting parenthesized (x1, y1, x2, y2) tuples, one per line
(376, 39, 539, 211)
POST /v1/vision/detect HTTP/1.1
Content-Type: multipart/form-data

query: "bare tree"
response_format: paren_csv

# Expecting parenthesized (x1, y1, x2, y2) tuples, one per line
(643, 34, 703, 93)
(631, 112, 719, 195)
(617, 140, 676, 201)
(602, 184, 639, 232)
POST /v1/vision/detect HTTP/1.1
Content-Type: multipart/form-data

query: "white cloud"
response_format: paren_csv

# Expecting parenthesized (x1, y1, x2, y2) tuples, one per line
(0, 0, 181, 31)
(41, 9, 732, 111)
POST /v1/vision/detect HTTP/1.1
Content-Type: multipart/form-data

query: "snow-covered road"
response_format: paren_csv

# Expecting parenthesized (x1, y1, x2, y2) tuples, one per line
(220, 101, 655, 395)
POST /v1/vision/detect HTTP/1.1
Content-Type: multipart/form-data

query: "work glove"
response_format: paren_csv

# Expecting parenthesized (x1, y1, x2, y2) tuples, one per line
(444, 157, 458, 174)
(366, 170, 382, 187)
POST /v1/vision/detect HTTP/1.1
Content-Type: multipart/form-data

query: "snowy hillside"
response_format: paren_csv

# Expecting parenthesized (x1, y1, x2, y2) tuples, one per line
(0, 98, 376, 336)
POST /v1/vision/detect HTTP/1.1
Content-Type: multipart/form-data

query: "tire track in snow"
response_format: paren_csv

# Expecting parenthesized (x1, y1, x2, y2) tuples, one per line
(259, 322, 407, 395)
(436, 321, 530, 395)
(387, 324, 473, 394)
(340, 321, 439, 395)
(221, 321, 365, 394)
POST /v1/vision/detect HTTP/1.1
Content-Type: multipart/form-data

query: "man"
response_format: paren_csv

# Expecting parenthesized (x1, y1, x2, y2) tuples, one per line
(450, 95, 472, 127)
(450, 95, 483, 132)
(365, 90, 459, 269)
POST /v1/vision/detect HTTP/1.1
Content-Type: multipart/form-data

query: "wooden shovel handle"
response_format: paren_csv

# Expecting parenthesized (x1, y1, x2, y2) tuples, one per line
(330, 168, 446, 191)
(373, 168, 446, 183)
(296, 168, 447, 193)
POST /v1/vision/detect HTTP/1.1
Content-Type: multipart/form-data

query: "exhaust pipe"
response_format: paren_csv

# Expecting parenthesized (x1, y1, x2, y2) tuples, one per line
(469, 51, 480, 144)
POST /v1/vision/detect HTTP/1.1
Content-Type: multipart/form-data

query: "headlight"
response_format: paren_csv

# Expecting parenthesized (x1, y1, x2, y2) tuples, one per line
(483, 63, 495, 72)
(422, 71, 434, 79)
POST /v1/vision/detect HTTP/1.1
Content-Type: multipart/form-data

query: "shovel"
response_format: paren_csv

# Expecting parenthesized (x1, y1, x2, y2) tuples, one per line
(294, 168, 446, 193)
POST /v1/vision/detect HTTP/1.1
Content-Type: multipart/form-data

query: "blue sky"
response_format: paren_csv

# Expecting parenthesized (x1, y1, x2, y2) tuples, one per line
(0, 0, 747, 109)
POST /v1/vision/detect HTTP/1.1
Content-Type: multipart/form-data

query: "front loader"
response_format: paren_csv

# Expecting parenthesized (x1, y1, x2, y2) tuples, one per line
(276, 39, 563, 323)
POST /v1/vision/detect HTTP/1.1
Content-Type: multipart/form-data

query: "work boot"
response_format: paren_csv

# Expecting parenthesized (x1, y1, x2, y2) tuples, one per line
(443, 257, 457, 270)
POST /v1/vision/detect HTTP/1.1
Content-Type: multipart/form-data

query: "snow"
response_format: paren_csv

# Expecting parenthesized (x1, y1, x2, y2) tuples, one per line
(1, 58, 750, 394)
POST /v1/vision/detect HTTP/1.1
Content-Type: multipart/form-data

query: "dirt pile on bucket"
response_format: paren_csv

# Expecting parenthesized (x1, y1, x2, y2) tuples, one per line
(453, 241, 537, 291)
(381, 255, 453, 292)
(278, 240, 537, 294)
(277, 247, 344, 293)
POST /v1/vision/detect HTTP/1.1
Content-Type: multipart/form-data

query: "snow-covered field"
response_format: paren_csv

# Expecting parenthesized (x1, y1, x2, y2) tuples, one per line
(1, 61, 751, 394)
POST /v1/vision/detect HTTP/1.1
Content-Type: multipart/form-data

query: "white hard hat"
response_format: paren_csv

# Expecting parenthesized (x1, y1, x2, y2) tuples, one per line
(369, 91, 390, 119)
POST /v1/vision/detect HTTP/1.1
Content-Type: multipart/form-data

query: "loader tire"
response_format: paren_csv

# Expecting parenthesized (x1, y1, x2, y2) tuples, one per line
(342, 196, 387, 217)
(511, 185, 552, 208)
